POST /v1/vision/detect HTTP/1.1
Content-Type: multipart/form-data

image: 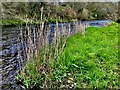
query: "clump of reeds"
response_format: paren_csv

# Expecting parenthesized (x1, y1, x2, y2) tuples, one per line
(16, 8, 89, 89)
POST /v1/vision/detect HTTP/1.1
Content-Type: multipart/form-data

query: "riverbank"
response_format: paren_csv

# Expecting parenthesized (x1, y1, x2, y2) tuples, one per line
(0, 19, 41, 27)
(17, 22, 119, 89)
(1, 18, 116, 27)
(0, 18, 78, 27)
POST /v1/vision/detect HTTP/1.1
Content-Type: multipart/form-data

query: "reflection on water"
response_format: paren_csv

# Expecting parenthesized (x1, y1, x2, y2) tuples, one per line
(0, 20, 111, 90)
(1, 27, 24, 90)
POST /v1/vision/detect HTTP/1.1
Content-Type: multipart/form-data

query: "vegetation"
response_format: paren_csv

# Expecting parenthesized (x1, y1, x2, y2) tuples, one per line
(16, 22, 119, 89)
(57, 22, 119, 88)
(66, 2, 118, 20)
(1, 2, 118, 26)
(1, 1, 119, 90)
(0, 19, 25, 26)
(116, 17, 120, 23)
(0, 19, 45, 26)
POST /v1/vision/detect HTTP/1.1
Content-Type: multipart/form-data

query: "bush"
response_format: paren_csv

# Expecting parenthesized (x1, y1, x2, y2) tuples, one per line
(116, 18, 120, 23)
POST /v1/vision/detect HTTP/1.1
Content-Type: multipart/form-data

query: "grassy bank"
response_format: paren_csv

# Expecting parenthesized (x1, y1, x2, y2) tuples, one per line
(17, 23, 119, 89)
(0, 19, 43, 27)
(0, 18, 77, 27)
(1, 18, 119, 27)
(57, 23, 119, 88)
(0, 19, 25, 26)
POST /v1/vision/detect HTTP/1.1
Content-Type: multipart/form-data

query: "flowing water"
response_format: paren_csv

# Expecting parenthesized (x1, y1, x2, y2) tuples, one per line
(0, 20, 111, 90)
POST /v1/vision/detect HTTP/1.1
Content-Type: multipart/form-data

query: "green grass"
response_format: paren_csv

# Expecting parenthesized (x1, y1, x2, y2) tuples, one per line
(0, 18, 77, 26)
(0, 19, 43, 26)
(17, 23, 119, 89)
(57, 22, 119, 88)
(0, 19, 26, 26)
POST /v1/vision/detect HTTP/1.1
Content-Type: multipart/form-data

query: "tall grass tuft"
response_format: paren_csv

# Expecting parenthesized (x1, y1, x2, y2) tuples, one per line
(16, 15, 88, 89)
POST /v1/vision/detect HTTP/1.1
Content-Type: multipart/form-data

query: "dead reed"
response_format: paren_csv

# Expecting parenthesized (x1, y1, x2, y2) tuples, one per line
(17, 17, 89, 89)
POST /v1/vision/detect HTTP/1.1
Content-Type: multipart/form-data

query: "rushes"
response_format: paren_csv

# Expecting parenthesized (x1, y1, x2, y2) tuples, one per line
(17, 20, 89, 89)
